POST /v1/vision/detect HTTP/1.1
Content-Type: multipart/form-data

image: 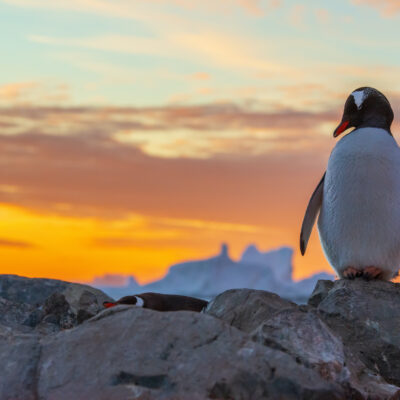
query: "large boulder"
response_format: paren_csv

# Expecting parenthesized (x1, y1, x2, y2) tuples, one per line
(205, 288, 296, 333)
(0, 326, 40, 400)
(0, 296, 36, 332)
(251, 305, 397, 398)
(309, 279, 400, 387)
(252, 307, 346, 380)
(0, 274, 112, 314)
(0, 275, 113, 333)
(37, 307, 347, 400)
(206, 287, 399, 399)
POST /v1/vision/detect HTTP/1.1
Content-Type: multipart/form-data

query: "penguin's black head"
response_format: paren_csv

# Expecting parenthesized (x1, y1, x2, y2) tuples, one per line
(117, 295, 140, 305)
(333, 87, 394, 137)
(102, 295, 144, 308)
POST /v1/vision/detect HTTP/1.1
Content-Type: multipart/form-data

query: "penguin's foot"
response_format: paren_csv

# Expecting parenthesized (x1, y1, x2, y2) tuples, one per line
(362, 266, 383, 281)
(343, 267, 362, 279)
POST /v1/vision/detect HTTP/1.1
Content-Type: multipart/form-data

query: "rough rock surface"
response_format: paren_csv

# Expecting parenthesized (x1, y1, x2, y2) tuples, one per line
(0, 274, 112, 313)
(251, 305, 397, 398)
(0, 326, 40, 400)
(2, 275, 400, 399)
(38, 307, 348, 400)
(309, 279, 400, 387)
(205, 288, 296, 333)
(0, 274, 113, 334)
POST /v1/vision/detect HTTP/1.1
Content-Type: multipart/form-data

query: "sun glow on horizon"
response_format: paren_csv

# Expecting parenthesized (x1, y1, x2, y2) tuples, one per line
(0, 203, 331, 284)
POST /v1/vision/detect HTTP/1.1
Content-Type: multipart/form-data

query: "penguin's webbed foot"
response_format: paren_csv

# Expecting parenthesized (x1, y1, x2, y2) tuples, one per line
(343, 267, 362, 279)
(362, 266, 383, 281)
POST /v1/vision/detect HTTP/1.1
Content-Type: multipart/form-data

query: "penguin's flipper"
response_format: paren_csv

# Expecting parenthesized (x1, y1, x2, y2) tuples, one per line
(300, 173, 325, 255)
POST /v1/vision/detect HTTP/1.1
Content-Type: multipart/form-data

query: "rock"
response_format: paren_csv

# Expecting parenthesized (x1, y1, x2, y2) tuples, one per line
(312, 279, 400, 387)
(252, 307, 346, 381)
(205, 288, 296, 333)
(3, 276, 400, 399)
(0, 326, 40, 400)
(77, 309, 95, 324)
(41, 293, 76, 330)
(251, 305, 398, 398)
(308, 280, 335, 307)
(37, 307, 347, 400)
(0, 274, 113, 315)
(0, 274, 113, 333)
(0, 296, 36, 332)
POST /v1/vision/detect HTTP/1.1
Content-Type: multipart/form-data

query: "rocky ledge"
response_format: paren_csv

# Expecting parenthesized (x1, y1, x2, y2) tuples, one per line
(2, 275, 400, 399)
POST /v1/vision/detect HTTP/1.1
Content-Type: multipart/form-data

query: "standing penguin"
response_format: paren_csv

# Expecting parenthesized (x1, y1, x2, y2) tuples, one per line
(300, 87, 400, 280)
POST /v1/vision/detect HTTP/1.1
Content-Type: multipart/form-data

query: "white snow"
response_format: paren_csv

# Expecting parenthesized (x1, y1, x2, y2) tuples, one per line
(352, 90, 366, 109)
(94, 244, 334, 304)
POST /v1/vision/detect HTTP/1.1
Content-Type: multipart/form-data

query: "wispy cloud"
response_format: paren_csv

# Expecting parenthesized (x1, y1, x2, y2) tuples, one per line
(0, 237, 36, 248)
(28, 31, 295, 78)
(0, 82, 38, 100)
(90, 274, 130, 286)
(0, 102, 338, 158)
(0, 101, 338, 236)
(2, 0, 282, 17)
(0, 82, 70, 106)
(352, 0, 400, 17)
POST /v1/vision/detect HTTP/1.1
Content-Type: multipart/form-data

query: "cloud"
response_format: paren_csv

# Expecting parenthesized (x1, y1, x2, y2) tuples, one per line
(0, 102, 338, 159)
(188, 72, 211, 81)
(29, 31, 295, 78)
(0, 101, 339, 232)
(90, 274, 131, 286)
(0, 82, 70, 106)
(0, 238, 36, 248)
(20, 0, 288, 81)
(2, 0, 281, 17)
(352, 0, 400, 16)
(0, 82, 38, 100)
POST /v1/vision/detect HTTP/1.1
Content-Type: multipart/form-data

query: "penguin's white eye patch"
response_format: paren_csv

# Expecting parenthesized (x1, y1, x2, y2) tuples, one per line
(351, 90, 366, 110)
(134, 296, 144, 307)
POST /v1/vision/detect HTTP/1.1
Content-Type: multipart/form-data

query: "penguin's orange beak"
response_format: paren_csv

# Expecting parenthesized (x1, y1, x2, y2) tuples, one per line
(103, 302, 117, 308)
(333, 120, 350, 137)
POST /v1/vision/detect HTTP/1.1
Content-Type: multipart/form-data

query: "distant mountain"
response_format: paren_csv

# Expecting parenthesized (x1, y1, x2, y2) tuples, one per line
(94, 244, 334, 303)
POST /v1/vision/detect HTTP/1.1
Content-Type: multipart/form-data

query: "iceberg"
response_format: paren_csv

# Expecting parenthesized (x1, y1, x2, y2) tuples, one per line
(94, 243, 334, 303)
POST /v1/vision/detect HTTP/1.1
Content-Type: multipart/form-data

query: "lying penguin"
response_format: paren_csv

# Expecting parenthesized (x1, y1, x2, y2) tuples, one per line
(103, 292, 208, 312)
(300, 87, 400, 281)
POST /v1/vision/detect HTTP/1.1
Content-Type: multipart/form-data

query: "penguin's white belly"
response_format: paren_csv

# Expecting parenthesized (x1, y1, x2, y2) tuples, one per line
(318, 128, 400, 279)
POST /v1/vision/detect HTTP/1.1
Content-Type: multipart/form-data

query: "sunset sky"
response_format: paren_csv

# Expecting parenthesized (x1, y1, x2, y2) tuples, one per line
(2, 0, 400, 284)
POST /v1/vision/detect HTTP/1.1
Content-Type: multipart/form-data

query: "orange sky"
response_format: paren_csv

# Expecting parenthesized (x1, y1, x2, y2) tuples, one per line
(0, 202, 328, 284)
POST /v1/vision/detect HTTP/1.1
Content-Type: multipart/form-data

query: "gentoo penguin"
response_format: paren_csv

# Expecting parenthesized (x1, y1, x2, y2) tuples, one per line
(103, 292, 208, 312)
(300, 87, 400, 280)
